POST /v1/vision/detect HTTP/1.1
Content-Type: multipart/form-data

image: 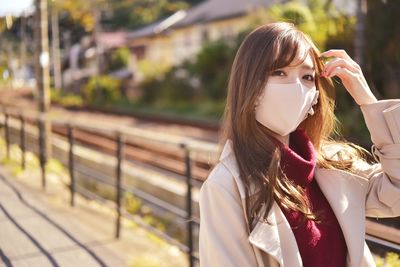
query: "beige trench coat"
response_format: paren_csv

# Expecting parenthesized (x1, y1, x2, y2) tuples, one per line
(199, 99, 400, 267)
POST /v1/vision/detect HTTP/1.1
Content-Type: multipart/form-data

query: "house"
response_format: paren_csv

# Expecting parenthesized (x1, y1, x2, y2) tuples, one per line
(126, 0, 357, 82)
(63, 31, 129, 90)
(126, 0, 285, 81)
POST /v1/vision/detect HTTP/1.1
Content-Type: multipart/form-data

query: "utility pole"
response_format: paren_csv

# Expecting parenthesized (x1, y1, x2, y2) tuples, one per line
(34, 0, 51, 188)
(93, 3, 102, 102)
(94, 5, 102, 76)
(51, 2, 62, 90)
(20, 16, 26, 75)
(35, 0, 50, 112)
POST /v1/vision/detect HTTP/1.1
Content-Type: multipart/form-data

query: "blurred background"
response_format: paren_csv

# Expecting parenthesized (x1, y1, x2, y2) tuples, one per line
(0, 0, 399, 267)
(0, 0, 399, 142)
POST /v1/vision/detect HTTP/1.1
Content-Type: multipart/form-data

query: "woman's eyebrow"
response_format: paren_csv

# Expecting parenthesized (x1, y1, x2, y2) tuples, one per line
(301, 64, 315, 71)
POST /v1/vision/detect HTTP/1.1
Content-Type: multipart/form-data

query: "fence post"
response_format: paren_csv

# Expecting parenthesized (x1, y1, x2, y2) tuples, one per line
(4, 112, 10, 159)
(19, 114, 26, 169)
(181, 143, 194, 267)
(115, 132, 124, 239)
(38, 115, 48, 189)
(67, 124, 75, 206)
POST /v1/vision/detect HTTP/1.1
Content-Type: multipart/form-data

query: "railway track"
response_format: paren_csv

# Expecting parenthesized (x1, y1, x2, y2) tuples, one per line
(1, 100, 399, 254)
(366, 219, 400, 257)
(51, 124, 400, 254)
(0, 90, 221, 183)
(26, 122, 400, 253)
(51, 124, 215, 183)
(5, 102, 218, 183)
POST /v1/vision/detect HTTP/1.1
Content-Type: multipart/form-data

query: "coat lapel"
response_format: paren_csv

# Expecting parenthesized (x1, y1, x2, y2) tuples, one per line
(314, 167, 369, 267)
(248, 202, 303, 267)
(219, 140, 302, 266)
(218, 140, 370, 267)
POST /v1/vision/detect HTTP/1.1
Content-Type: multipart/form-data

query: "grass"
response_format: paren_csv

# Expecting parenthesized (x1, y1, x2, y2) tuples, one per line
(376, 252, 400, 267)
(50, 88, 223, 126)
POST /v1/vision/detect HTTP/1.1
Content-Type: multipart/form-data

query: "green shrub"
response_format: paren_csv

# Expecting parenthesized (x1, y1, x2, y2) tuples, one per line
(83, 75, 121, 105)
(130, 254, 162, 267)
(125, 192, 142, 214)
(376, 252, 400, 267)
(196, 98, 226, 118)
(137, 59, 169, 80)
(157, 71, 195, 104)
(386, 252, 400, 267)
(110, 47, 130, 71)
(268, 0, 355, 50)
(0, 65, 10, 81)
(123, 192, 186, 244)
(138, 78, 163, 104)
(139, 67, 195, 106)
(50, 88, 83, 106)
(188, 40, 235, 100)
(137, 38, 236, 115)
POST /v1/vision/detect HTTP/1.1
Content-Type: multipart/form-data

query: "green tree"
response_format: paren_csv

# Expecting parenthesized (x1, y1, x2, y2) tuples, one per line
(365, 0, 400, 99)
(109, 47, 130, 71)
(188, 40, 237, 100)
(267, 0, 355, 50)
(50, 0, 193, 49)
(52, 0, 105, 32)
(83, 75, 121, 105)
(105, 0, 190, 30)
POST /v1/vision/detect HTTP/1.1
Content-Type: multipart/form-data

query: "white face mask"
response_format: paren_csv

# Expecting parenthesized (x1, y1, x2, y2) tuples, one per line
(255, 82, 319, 136)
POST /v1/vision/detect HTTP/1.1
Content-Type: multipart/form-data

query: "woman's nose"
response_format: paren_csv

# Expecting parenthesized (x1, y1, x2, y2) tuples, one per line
(289, 77, 302, 84)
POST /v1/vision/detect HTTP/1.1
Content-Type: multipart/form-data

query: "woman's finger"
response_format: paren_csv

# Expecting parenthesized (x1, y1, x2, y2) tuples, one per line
(328, 66, 357, 99)
(320, 49, 358, 66)
(320, 49, 351, 60)
(327, 66, 355, 80)
(320, 49, 376, 105)
(322, 58, 358, 77)
(328, 66, 376, 105)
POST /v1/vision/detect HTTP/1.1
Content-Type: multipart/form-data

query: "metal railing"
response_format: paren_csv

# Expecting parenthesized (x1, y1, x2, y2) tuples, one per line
(0, 106, 220, 267)
(1, 106, 399, 266)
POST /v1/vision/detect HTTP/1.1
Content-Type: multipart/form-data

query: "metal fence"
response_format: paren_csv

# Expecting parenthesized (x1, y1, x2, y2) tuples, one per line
(0, 106, 220, 267)
(0, 106, 399, 266)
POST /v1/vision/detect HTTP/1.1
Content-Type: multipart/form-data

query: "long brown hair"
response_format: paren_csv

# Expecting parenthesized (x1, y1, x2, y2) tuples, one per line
(220, 22, 372, 231)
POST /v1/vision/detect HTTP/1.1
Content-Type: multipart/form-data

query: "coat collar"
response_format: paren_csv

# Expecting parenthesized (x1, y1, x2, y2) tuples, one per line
(315, 167, 369, 267)
(218, 139, 369, 267)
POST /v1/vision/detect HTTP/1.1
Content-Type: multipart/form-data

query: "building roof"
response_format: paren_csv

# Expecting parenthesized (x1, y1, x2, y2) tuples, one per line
(127, 0, 357, 40)
(127, 22, 159, 40)
(127, 0, 278, 40)
(98, 31, 127, 49)
(173, 0, 278, 28)
(127, 10, 187, 40)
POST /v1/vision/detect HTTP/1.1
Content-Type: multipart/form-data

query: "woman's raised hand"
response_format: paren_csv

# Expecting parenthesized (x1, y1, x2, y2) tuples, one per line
(320, 49, 378, 106)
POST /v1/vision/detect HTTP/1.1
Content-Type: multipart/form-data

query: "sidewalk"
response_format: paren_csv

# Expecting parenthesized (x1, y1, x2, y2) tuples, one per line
(0, 165, 187, 267)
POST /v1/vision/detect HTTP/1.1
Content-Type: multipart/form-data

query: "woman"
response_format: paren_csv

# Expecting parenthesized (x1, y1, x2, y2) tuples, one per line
(198, 22, 400, 267)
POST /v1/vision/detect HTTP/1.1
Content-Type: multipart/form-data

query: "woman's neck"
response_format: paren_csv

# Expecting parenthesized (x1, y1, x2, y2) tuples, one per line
(271, 133, 290, 146)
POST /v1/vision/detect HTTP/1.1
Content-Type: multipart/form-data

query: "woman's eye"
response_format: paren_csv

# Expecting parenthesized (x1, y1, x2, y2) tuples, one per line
(303, 74, 315, 82)
(271, 70, 285, 76)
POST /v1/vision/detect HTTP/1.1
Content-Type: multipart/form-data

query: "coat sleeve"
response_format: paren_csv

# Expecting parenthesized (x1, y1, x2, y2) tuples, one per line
(356, 99, 400, 217)
(199, 170, 259, 267)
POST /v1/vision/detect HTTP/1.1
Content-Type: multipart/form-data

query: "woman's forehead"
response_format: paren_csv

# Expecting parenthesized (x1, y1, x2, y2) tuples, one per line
(287, 53, 314, 69)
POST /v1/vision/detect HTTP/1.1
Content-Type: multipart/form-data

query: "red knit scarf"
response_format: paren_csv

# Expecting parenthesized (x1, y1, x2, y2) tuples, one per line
(277, 128, 347, 267)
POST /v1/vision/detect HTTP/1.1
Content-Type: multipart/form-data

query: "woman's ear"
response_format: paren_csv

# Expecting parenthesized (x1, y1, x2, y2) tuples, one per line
(254, 90, 265, 111)
(254, 78, 269, 110)
(312, 90, 320, 105)
(254, 98, 260, 111)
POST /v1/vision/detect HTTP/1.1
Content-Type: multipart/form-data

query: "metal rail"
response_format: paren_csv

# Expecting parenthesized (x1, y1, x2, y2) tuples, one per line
(0, 107, 207, 266)
(1, 106, 399, 264)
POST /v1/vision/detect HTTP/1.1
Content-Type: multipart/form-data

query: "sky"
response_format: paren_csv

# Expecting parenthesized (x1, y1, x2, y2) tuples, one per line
(0, 0, 34, 17)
